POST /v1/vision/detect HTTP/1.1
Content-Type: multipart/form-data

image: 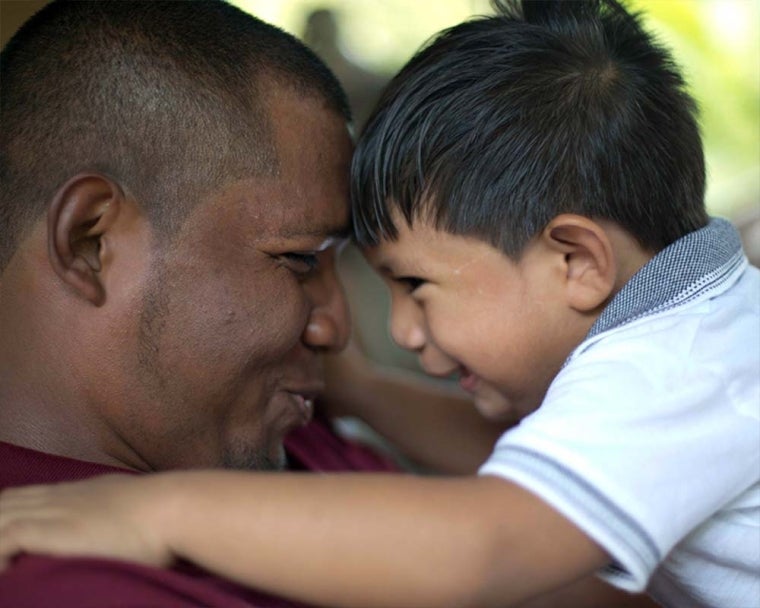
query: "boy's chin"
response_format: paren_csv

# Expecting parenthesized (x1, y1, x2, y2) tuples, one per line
(473, 394, 523, 424)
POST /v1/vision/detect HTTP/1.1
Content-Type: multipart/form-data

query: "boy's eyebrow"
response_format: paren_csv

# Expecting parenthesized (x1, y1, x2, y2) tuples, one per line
(375, 259, 422, 278)
(365, 249, 395, 275)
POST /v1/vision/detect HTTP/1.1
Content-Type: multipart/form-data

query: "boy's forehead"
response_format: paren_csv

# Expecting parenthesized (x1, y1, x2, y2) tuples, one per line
(362, 217, 456, 274)
(363, 210, 516, 278)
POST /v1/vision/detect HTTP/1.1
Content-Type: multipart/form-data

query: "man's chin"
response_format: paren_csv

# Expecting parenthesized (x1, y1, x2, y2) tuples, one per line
(221, 443, 286, 471)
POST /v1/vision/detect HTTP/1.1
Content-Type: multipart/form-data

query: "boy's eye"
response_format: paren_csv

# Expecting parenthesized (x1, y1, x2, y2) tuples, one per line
(397, 276, 426, 293)
(281, 252, 320, 275)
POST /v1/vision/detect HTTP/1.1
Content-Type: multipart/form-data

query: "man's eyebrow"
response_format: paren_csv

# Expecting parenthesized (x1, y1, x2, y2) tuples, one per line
(279, 223, 350, 240)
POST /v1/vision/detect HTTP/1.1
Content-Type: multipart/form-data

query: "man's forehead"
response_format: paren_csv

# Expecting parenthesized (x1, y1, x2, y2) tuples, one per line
(203, 171, 348, 228)
(197, 88, 352, 245)
(239, 213, 348, 249)
(258, 190, 350, 237)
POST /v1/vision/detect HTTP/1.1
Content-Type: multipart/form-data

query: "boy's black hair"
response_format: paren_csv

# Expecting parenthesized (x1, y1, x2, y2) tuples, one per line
(351, 0, 707, 256)
(0, 0, 350, 269)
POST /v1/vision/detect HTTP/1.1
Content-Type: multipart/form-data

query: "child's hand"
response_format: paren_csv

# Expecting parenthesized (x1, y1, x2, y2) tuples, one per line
(0, 474, 174, 571)
(321, 338, 377, 419)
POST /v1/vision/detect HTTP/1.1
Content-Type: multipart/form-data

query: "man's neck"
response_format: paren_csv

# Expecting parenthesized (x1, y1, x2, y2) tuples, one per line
(0, 390, 144, 471)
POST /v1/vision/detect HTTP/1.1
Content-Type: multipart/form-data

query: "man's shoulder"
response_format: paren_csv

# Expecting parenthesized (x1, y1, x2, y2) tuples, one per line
(0, 443, 307, 608)
(0, 441, 127, 490)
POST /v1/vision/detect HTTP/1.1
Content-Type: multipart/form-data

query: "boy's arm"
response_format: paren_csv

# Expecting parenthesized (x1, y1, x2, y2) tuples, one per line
(0, 471, 609, 608)
(322, 344, 511, 474)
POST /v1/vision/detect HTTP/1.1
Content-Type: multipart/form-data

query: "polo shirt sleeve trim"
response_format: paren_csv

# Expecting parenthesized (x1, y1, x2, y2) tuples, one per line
(480, 445, 659, 591)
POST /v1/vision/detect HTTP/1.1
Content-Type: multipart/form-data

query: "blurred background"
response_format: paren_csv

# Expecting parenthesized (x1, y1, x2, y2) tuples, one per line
(2, 0, 758, 371)
(229, 0, 759, 216)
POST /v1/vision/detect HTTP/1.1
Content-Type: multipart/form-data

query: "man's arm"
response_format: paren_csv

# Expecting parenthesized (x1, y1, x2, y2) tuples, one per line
(0, 471, 609, 607)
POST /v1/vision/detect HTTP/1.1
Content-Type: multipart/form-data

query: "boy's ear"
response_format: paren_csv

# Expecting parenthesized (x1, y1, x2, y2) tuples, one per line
(47, 173, 124, 307)
(541, 214, 616, 313)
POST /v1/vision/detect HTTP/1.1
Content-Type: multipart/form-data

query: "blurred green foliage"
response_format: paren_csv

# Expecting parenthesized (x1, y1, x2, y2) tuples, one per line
(636, 0, 758, 216)
(234, 0, 759, 217)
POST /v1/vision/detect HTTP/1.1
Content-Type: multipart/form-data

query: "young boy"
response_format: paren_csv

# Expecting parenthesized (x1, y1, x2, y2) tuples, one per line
(0, 1, 757, 607)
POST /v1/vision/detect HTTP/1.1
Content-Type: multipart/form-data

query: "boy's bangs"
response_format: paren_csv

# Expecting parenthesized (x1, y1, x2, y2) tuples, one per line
(350, 95, 429, 248)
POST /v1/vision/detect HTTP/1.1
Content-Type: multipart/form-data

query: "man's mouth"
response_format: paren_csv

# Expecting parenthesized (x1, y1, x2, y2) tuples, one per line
(288, 391, 316, 426)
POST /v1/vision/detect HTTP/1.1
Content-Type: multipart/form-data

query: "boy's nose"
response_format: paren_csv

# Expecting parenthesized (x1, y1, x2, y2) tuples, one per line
(389, 296, 426, 352)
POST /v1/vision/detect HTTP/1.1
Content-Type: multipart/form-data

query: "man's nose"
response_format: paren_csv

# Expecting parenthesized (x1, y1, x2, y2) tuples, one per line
(301, 264, 351, 353)
(388, 295, 426, 352)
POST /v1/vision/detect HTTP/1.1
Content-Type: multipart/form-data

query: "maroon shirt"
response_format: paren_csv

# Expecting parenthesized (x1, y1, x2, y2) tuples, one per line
(0, 415, 399, 607)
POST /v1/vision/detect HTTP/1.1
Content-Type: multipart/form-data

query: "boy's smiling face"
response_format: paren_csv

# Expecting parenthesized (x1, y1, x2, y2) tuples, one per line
(364, 211, 593, 420)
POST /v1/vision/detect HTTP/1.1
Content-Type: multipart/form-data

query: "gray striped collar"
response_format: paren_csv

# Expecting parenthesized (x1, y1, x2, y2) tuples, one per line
(586, 218, 746, 341)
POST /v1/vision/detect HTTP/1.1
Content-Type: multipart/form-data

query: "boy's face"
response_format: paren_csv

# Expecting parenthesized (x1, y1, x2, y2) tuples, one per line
(364, 212, 581, 420)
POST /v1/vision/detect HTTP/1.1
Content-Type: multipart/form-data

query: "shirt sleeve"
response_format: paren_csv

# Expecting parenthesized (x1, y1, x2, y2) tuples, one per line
(479, 302, 760, 591)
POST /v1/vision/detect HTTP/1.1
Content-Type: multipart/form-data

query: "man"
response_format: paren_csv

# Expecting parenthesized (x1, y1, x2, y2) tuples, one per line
(0, 3, 665, 607)
(0, 1, 357, 604)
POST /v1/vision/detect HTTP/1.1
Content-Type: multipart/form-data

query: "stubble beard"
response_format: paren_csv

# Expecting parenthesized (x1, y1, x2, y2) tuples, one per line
(137, 246, 288, 473)
(221, 441, 287, 471)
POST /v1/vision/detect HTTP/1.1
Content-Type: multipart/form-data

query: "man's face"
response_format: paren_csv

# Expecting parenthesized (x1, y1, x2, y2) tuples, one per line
(364, 210, 578, 420)
(110, 90, 352, 471)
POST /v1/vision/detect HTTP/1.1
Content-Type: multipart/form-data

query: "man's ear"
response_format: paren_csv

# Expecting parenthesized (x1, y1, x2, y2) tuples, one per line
(541, 214, 616, 313)
(47, 173, 124, 306)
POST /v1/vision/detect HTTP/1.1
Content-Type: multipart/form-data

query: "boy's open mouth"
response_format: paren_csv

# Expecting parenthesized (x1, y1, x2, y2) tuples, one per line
(458, 367, 479, 393)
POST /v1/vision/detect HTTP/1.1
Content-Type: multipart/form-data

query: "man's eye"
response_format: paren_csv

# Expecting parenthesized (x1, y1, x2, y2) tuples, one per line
(397, 276, 425, 293)
(282, 252, 319, 274)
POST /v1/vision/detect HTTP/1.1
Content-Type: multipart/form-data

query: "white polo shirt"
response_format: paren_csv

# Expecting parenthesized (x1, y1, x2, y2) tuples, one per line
(480, 218, 760, 608)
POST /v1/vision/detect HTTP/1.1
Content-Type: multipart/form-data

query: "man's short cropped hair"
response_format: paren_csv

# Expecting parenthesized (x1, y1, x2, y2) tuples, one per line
(0, 0, 350, 269)
(351, 0, 707, 257)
